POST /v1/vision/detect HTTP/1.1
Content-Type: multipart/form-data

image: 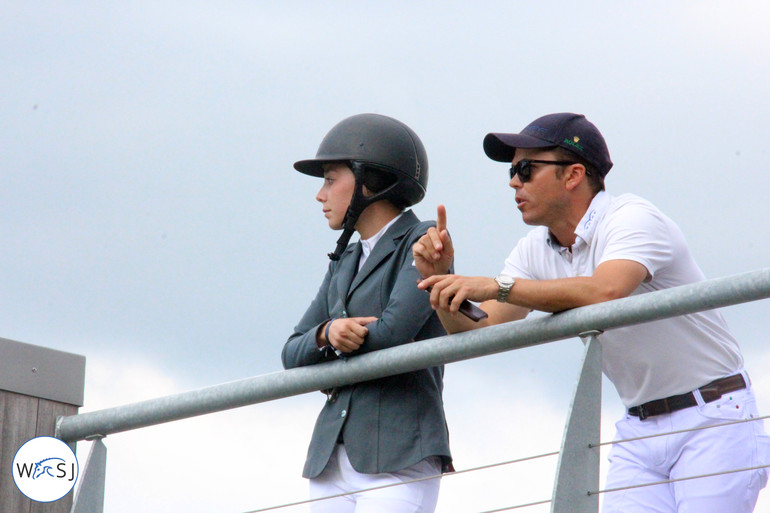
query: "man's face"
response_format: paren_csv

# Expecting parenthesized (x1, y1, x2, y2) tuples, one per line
(509, 148, 570, 227)
(316, 162, 355, 230)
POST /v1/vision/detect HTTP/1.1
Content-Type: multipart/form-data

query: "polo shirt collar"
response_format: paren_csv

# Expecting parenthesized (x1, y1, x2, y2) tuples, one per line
(546, 190, 610, 251)
(575, 190, 609, 245)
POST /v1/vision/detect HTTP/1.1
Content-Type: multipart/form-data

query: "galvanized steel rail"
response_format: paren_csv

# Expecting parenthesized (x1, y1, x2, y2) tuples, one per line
(56, 267, 770, 443)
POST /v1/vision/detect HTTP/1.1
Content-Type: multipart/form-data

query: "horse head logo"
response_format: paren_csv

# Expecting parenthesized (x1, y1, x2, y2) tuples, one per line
(33, 458, 65, 480)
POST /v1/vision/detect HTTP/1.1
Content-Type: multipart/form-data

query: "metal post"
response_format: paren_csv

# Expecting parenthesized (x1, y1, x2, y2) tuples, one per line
(70, 437, 107, 513)
(551, 331, 603, 513)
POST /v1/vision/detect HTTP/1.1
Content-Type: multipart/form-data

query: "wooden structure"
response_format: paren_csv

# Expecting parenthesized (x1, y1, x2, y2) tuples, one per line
(0, 337, 85, 513)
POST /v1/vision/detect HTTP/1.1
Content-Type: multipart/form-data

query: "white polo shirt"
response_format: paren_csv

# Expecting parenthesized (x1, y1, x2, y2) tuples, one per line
(501, 191, 744, 407)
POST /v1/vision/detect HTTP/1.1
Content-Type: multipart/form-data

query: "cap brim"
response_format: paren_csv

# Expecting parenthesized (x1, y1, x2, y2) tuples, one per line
(483, 133, 554, 162)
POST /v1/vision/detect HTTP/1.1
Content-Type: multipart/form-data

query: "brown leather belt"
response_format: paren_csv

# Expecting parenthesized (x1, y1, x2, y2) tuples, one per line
(628, 373, 747, 421)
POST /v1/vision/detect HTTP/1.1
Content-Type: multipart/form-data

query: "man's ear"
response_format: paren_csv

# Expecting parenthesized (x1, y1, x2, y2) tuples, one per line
(564, 163, 587, 191)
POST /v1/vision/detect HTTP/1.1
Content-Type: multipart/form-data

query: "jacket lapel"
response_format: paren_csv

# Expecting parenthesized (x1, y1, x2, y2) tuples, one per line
(335, 243, 362, 310)
(347, 210, 418, 299)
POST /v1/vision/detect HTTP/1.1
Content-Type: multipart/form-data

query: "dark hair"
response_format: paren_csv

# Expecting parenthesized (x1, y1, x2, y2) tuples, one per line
(360, 166, 403, 207)
(361, 167, 397, 193)
(549, 146, 605, 193)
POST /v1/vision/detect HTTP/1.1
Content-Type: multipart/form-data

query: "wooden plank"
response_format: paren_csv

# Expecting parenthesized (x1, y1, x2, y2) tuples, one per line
(35, 399, 77, 450)
(32, 399, 78, 513)
(1, 392, 80, 513)
(0, 390, 37, 513)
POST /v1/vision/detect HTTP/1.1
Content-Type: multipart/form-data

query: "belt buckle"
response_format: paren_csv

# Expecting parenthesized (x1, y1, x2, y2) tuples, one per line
(637, 404, 649, 421)
(699, 385, 721, 403)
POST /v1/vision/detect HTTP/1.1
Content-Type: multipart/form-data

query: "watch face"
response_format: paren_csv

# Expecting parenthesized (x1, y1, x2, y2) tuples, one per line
(496, 274, 514, 287)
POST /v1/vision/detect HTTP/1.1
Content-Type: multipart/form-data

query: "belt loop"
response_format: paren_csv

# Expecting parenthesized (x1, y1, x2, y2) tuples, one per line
(741, 369, 752, 388)
(692, 387, 705, 406)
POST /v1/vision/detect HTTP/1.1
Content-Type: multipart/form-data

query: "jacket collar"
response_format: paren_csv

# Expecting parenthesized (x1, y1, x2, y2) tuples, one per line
(347, 210, 418, 297)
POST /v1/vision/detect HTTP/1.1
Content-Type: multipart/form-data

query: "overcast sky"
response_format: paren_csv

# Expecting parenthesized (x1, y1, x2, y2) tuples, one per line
(4, 2, 770, 512)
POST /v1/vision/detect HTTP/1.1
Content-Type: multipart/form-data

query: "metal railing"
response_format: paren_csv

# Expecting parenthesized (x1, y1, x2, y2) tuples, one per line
(56, 268, 770, 513)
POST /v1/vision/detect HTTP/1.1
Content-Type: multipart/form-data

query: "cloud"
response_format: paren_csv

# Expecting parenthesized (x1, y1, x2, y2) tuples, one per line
(74, 338, 770, 513)
(75, 354, 578, 512)
(67, 354, 550, 512)
(77, 355, 315, 512)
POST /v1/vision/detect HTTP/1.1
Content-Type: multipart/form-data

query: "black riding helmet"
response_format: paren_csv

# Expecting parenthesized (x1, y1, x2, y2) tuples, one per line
(294, 113, 429, 260)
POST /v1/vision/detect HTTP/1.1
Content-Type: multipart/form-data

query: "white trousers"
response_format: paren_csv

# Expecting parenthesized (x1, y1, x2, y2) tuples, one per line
(308, 444, 441, 513)
(602, 383, 770, 513)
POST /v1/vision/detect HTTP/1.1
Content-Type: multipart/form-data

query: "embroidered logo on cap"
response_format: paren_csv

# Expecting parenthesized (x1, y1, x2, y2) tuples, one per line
(563, 136, 584, 151)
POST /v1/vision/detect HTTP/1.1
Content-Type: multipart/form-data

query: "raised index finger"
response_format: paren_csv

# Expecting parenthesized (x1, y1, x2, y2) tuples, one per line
(436, 204, 447, 233)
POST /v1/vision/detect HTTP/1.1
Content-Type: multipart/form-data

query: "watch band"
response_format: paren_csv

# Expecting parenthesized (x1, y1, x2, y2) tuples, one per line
(495, 275, 515, 303)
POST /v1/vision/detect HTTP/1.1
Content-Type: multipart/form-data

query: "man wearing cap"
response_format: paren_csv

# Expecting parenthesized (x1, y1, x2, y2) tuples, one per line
(413, 113, 769, 512)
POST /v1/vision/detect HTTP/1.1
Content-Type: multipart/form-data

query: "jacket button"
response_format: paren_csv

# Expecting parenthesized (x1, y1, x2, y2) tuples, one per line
(340, 409, 347, 418)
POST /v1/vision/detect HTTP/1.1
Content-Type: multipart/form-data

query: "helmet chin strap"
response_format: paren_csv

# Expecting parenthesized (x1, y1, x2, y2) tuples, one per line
(327, 193, 366, 261)
(327, 162, 400, 261)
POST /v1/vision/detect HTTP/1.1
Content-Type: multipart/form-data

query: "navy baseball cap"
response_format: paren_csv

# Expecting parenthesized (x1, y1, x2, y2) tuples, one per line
(483, 113, 613, 177)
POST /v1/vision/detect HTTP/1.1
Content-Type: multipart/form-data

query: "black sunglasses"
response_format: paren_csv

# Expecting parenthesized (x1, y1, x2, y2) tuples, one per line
(509, 159, 578, 182)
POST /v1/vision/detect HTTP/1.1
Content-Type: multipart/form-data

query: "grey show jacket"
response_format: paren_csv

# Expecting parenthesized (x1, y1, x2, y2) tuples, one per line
(282, 210, 453, 478)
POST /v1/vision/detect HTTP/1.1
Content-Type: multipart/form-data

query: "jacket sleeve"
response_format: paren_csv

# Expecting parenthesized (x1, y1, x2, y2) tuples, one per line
(353, 223, 448, 355)
(281, 265, 336, 369)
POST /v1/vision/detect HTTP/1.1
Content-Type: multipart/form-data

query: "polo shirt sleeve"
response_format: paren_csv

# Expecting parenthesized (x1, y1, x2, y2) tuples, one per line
(596, 196, 674, 279)
(500, 229, 544, 280)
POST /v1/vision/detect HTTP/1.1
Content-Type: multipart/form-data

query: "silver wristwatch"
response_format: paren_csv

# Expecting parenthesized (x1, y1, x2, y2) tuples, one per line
(494, 274, 515, 303)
